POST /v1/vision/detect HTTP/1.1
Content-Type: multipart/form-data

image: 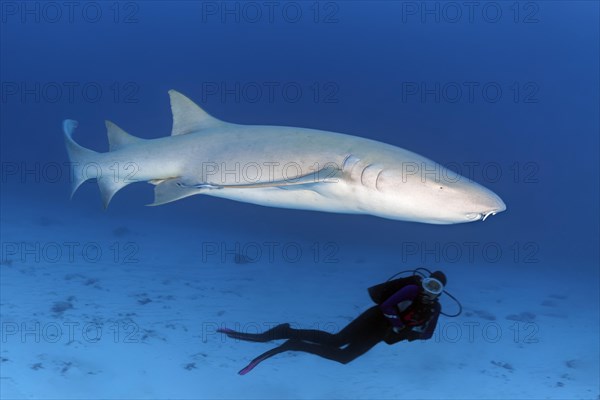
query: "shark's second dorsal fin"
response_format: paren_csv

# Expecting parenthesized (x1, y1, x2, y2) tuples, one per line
(169, 90, 223, 136)
(106, 120, 145, 151)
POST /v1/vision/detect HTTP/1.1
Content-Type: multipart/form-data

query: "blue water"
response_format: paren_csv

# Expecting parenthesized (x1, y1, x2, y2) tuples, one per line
(1, 2, 598, 399)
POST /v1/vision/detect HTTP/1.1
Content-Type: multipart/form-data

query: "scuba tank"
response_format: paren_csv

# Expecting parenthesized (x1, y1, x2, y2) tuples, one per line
(368, 275, 421, 304)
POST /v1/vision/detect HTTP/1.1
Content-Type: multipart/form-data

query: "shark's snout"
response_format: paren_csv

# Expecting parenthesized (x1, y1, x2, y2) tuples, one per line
(462, 187, 506, 222)
(487, 192, 507, 214)
(469, 196, 506, 222)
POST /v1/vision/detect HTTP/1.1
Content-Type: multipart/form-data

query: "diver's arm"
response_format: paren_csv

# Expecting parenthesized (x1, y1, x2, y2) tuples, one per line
(406, 302, 441, 341)
(419, 302, 441, 339)
(379, 285, 419, 328)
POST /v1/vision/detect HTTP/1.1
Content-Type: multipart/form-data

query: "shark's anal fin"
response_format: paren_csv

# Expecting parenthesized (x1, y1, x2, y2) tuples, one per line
(99, 177, 130, 209)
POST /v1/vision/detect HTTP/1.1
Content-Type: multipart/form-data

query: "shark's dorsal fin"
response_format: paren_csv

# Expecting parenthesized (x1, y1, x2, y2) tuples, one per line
(169, 90, 223, 136)
(106, 120, 145, 151)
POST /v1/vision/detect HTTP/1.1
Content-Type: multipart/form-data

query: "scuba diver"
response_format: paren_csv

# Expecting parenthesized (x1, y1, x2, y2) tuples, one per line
(218, 267, 461, 375)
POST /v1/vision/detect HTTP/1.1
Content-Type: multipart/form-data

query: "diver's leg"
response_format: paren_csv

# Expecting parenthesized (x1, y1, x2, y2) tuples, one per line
(329, 306, 386, 345)
(282, 307, 389, 363)
(220, 321, 354, 345)
(231, 308, 388, 374)
(219, 306, 385, 345)
(218, 323, 292, 343)
(236, 331, 382, 375)
(280, 306, 384, 346)
(284, 328, 386, 365)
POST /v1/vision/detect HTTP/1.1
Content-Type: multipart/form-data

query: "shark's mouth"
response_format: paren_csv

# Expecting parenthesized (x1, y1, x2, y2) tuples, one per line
(481, 211, 497, 221)
(466, 211, 499, 222)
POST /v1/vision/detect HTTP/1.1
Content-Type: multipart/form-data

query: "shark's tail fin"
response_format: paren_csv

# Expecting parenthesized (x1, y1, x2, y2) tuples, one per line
(63, 119, 135, 208)
(64, 119, 100, 196)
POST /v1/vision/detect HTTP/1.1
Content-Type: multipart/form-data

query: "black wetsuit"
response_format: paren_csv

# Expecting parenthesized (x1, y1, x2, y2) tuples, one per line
(220, 276, 442, 373)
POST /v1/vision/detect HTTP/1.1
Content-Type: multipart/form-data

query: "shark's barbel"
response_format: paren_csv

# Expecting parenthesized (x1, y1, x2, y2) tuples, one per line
(63, 90, 506, 224)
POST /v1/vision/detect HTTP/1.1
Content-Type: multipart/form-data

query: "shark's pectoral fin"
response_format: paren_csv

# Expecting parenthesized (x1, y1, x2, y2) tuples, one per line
(190, 163, 341, 190)
(147, 178, 208, 206)
(148, 165, 341, 206)
(277, 163, 342, 188)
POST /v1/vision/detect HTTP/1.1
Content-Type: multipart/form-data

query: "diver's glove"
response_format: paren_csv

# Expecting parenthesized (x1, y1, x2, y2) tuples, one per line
(383, 312, 406, 332)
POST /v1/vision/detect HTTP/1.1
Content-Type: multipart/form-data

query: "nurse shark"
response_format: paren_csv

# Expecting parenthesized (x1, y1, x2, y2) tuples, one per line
(63, 90, 506, 224)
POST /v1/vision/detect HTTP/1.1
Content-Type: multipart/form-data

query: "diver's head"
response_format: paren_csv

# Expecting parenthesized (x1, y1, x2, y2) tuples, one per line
(421, 270, 447, 301)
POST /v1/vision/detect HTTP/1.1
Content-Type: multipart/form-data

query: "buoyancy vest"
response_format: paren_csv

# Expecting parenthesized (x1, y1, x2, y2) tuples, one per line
(400, 300, 436, 326)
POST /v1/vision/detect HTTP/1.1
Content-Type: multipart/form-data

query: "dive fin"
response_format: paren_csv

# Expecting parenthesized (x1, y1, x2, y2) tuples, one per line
(237, 340, 296, 375)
